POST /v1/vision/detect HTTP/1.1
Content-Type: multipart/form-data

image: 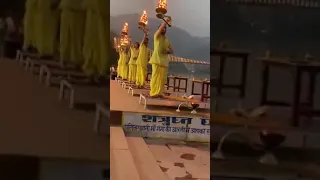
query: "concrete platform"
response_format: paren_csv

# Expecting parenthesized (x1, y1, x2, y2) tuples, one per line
(0, 59, 108, 162)
(110, 80, 210, 142)
(110, 79, 210, 179)
(210, 112, 320, 149)
(110, 80, 209, 118)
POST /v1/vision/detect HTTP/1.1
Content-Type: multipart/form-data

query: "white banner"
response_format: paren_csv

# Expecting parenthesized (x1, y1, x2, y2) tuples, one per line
(122, 112, 210, 142)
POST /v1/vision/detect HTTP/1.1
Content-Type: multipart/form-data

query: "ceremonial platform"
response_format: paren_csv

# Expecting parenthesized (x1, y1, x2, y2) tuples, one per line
(108, 79, 210, 142)
(108, 79, 210, 179)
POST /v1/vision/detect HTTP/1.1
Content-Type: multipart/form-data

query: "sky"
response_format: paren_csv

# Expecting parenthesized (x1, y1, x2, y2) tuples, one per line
(110, 0, 210, 37)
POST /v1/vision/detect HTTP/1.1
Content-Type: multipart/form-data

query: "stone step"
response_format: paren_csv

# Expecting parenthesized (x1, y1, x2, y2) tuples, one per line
(110, 127, 140, 180)
(127, 136, 168, 180)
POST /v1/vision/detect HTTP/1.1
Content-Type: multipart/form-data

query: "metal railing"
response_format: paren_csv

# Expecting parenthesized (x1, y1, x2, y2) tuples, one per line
(146, 48, 210, 65)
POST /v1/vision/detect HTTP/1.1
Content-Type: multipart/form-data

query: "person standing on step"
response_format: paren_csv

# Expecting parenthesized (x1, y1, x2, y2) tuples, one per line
(149, 21, 173, 97)
(122, 45, 130, 80)
(117, 47, 124, 78)
(136, 34, 149, 88)
(128, 42, 139, 83)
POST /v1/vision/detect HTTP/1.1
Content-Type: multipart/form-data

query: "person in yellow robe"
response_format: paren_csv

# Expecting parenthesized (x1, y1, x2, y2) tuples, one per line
(117, 47, 124, 78)
(149, 22, 173, 97)
(122, 46, 130, 80)
(136, 35, 149, 88)
(59, 0, 86, 68)
(128, 42, 139, 83)
(117, 47, 125, 78)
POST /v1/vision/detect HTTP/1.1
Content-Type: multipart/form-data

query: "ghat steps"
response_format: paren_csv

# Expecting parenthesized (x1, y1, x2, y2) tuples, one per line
(110, 126, 210, 180)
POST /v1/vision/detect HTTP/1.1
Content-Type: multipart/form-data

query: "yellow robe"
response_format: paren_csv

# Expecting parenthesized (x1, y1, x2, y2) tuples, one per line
(82, 0, 109, 77)
(149, 33, 170, 96)
(82, 3, 98, 76)
(23, 0, 37, 49)
(96, 0, 109, 76)
(122, 51, 129, 80)
(32, 0, 59, 56)
(117, 51, 123, 77)
(136, 42, 149, 86)
(128, 47, 139, 82)
(59, 0, 86, 66)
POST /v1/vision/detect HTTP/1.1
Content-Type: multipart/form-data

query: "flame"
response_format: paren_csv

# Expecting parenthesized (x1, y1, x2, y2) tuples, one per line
(122, 22, 129, 33)
(120, 35, 129, 46)
(139, 10, 148, 25)
(157, 0, 167, 9)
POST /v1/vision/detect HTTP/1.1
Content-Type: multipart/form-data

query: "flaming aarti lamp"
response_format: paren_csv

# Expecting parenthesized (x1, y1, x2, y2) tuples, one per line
(120, 35, 130, 47)
(138, 10, 149, 35)
(121, 22, 129, 35)
(155, 0, 172, 27)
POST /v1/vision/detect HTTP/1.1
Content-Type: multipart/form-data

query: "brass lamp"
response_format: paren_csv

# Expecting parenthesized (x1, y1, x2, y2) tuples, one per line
(138, 10, 149, 35)
(121, 22, 129, 35)
(120, 35, 130, 47)
(155, 0, 172, 27)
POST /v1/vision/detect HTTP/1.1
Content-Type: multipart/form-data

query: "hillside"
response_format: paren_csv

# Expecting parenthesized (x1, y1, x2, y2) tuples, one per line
(110, 13, 210, 76)
(110, 14, 210, 61)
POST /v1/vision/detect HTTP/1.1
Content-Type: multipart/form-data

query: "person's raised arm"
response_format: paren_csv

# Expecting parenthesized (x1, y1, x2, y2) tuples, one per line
(143, 33, 148, 41)
(155, 21, 166, 39)
(141, 34, 147, 44)
(130, 40, 134, 49)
